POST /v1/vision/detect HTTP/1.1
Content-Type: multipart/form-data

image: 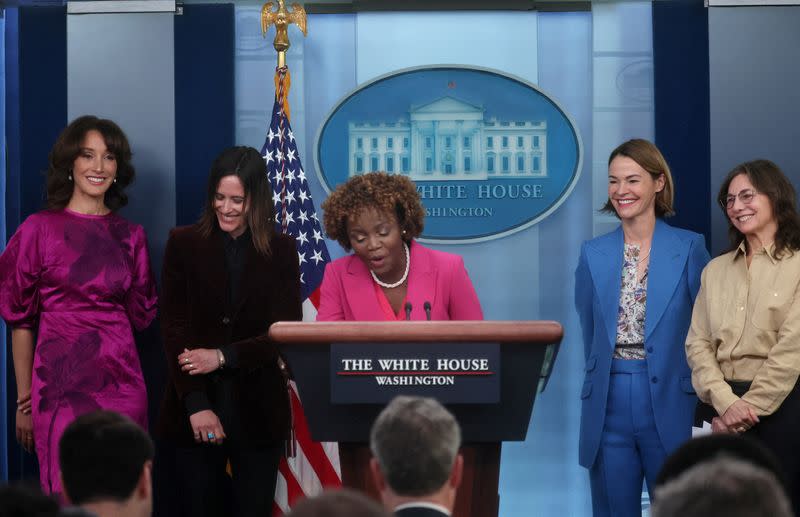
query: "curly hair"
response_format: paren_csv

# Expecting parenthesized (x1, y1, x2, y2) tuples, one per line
(717, 159, 800, 258)
(47, 115, 135, 212)
(322, 172, 425, 251)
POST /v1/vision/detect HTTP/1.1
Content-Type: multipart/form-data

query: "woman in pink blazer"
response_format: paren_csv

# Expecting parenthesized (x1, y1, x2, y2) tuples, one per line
(317, 172, 482, 322)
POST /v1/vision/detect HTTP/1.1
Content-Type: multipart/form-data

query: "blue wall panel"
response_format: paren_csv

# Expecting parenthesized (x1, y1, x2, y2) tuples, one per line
(708, 6, 800, 254)
(7, 6, 66, 225)
(68, 11, 176, 275)
(653, 0, 711, 246)
(500, 13, 592, 516)
(1, 12, 7, 482)
(3, 5, 67, 483)
(175, 4, 235, 226)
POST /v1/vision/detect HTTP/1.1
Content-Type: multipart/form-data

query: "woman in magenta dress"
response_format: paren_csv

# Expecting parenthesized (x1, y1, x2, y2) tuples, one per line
(0, 115, 157, 496)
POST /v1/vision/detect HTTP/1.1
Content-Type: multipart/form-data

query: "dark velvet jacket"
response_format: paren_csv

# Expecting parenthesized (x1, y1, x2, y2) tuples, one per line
(157, 224, 302, 446)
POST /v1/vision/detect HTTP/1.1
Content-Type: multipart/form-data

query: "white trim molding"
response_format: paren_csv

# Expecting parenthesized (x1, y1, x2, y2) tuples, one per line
(67, 1, 177, 14)
(707, 0, 800, 6)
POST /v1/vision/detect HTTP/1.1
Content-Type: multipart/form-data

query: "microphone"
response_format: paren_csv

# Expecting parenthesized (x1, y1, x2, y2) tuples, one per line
(424, 301, 432, 321)
(404, 302, 413, 321)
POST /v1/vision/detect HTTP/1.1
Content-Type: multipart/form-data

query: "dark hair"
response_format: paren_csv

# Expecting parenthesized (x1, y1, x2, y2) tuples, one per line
(286, 489, 391, 517)
(321, 172, 424, 251)
(47, 115, 135, 212)
(717, 159, 800, 257)
(197, 146, 275, 256)
(0, 482, 60, 517)
(369, 395, 460, 497)
(602, 138, 675, 218)
(59, 410, 154, 505)
(654, 434, 788, 499)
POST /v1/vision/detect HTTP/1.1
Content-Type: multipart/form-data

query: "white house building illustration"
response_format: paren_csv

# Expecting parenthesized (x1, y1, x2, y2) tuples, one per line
(347, 96, 547, 181)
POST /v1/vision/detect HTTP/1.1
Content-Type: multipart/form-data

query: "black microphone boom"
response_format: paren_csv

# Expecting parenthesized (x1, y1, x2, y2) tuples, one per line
(423, 301, 432, 321)
(404, 302, 413, 320)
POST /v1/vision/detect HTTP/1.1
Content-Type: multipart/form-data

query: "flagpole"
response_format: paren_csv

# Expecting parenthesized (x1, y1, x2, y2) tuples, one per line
(259, 6, 341, 514)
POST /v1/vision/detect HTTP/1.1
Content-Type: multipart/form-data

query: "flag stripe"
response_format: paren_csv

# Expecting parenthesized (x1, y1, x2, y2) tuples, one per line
(280, 455, 308, 504)
(289, 385, 341, 487)
(308, 287, 321, 310)
(273, 478, 288, 516)
(284, 439, 323, 497)
(302, 296, 319, 322)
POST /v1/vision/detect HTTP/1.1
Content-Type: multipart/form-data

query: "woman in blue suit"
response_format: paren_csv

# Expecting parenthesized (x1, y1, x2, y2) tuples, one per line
(574, 139, 710, 516)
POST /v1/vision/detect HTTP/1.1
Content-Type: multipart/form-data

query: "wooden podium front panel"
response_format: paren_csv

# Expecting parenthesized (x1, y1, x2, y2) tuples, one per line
(269, 321, 563, 517)
(338, 442, 501, 517)
(458, 443, 501, 517)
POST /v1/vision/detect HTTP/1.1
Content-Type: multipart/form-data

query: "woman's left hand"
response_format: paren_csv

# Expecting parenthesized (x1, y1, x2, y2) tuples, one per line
(711, 417, 731, 434)
(178, 348, 220, 375)
(721, 399, 760, 432)
(16, 392, 32, 415)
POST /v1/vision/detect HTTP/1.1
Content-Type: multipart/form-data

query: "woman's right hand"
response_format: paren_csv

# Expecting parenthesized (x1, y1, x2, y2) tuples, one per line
(721, 399, 760, 432)
(16, 410, 34, 453)
(189, 409, 226, 445)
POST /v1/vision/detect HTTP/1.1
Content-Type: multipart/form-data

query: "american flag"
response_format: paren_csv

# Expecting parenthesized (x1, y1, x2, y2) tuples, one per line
(263, 66, 342, 515)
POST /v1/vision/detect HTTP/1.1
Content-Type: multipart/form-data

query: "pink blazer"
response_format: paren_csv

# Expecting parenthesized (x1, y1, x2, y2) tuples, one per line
(316, 241, 483, 321)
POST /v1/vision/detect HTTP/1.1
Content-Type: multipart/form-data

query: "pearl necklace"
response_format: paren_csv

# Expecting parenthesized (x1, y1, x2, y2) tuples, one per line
(370, 242, 410, 289)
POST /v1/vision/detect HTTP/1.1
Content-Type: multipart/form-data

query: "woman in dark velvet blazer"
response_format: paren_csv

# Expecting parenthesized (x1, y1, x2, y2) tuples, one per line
(158, 146, 302, 517)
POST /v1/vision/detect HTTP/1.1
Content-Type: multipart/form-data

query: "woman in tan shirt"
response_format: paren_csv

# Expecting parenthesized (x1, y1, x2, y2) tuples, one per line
(686, 159, 800, 511)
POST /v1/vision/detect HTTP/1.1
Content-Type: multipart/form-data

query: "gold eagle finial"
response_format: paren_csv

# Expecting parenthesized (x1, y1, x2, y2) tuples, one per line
(261, 0, 307, 67)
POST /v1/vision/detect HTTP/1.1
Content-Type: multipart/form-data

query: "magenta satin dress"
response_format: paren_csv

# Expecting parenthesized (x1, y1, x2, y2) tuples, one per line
(0, 208, 157, 494)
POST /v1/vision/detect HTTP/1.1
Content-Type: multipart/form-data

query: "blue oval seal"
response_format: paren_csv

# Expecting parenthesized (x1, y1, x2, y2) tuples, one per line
(314, 65, 583, 243)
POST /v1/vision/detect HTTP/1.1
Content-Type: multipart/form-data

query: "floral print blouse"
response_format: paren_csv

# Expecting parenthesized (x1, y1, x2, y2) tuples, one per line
(614, 243, 648, 360)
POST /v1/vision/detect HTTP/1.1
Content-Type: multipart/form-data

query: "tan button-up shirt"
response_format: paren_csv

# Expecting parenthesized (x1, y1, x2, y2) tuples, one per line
(686, 242, 800, 416)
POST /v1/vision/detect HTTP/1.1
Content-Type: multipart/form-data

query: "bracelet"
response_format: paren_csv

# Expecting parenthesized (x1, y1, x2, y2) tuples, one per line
(216, 349, 226, 369)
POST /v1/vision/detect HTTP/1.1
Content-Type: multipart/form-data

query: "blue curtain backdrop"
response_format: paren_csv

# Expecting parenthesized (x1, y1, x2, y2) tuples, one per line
(3, 5, 66, 484)
(1, 9, 7, 482)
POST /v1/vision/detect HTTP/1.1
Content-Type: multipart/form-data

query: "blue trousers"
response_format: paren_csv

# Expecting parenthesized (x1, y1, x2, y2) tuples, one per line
(590, 359, 667, 517)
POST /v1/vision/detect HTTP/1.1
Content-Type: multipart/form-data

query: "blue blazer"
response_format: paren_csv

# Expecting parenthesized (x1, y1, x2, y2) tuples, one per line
(574, 219, 710, 468)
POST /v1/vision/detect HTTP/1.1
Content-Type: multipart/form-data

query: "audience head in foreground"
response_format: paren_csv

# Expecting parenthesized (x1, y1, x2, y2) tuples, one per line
(651, 455, 792, 517)
(59, 410, 154, 517)
(369, 396, 462, 515)
(286, 489, 391, 517)
(0, 482, 60, 517)
(654, 434, 788, 497)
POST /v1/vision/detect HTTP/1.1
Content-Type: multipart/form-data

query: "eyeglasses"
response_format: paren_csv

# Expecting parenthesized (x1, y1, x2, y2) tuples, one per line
(720, 189, 758, 210)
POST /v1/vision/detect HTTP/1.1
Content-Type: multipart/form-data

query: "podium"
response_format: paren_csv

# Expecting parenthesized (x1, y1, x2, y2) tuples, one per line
(269, 321, 563, 517)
